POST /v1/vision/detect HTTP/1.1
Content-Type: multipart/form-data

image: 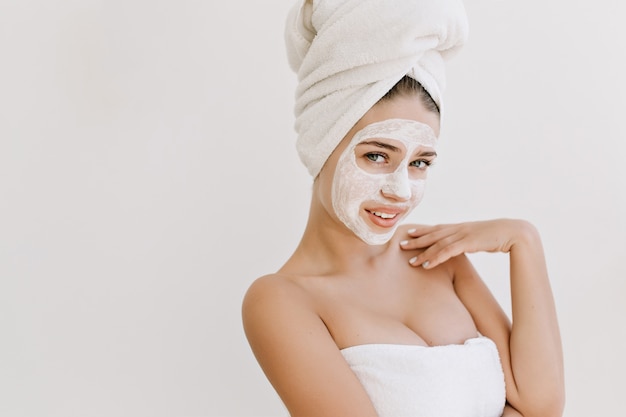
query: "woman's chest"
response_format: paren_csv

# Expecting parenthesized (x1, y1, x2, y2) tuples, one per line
(306, 267, 478, 349)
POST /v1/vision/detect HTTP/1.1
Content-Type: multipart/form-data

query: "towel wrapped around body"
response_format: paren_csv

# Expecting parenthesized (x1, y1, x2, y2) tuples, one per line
(340, 336, 506, 417)
(285, 0, 469, 177)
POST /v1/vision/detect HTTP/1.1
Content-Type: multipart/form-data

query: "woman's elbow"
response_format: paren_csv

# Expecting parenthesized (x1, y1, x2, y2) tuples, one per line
(521, 392, 565, 417)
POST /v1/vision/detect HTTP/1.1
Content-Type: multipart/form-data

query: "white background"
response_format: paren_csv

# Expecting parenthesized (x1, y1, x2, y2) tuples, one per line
(1, 1, 624, 416)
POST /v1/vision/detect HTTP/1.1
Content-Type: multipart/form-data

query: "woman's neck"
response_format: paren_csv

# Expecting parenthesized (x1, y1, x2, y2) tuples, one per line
(279, 196, 395, 277)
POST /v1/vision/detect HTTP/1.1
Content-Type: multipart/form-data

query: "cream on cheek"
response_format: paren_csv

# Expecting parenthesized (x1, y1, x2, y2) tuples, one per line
(331, 119, 437, 245)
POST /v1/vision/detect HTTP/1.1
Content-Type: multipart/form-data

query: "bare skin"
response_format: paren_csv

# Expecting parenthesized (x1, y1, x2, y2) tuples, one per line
(242, 95, 564, 417)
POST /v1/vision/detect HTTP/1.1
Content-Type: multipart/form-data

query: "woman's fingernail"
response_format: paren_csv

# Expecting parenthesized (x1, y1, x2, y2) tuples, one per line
(422, 261, 430, 268)
(400, 240, 408, 246)
(409, 256, 418, 265)
(408, 228, 416, 234)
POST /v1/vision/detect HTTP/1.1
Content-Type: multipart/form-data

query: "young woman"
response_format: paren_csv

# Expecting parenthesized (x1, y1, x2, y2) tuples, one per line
(243, 1, 564, 416)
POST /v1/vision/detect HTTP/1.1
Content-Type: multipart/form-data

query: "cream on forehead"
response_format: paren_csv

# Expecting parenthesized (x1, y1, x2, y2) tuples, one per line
(349, 118, 437, 149)
(331, 118, 437, 246)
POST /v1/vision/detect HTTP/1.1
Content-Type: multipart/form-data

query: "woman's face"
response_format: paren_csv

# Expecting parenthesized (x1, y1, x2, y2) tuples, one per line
(321, 95, 440, 245)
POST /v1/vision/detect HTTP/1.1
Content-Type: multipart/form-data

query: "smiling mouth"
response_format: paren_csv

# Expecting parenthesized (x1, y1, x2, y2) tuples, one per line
(364, 208, 403, 229)
(369, 211, 398, 219)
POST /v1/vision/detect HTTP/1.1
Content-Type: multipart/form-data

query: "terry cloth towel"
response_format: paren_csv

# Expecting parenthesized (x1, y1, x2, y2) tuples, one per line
(340, 336, 506, 417)
(285, 0, 469, 177)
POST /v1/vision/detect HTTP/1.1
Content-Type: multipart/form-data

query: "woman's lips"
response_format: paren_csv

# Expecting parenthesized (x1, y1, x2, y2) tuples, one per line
(364, 207, 406, 228)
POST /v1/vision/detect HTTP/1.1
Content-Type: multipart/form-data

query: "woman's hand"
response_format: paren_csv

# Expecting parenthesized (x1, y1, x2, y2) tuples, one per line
(400, 219, 533, 268)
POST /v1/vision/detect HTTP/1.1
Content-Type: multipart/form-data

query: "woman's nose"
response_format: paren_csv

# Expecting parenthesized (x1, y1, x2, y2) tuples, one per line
(381, 170, 411, 201)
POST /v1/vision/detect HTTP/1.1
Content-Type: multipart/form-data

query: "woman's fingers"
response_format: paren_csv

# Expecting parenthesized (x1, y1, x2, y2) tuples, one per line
(409, 234, 467, 268)
(406, 224, 451, 238)
(401, 225, 460, 250)
(402, 220, 515, 268)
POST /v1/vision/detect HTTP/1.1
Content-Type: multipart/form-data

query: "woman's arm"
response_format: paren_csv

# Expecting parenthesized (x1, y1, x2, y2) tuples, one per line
(502, 404, 524, 416)
(401, 219, 565, 417)
(242, 274, 379, 417)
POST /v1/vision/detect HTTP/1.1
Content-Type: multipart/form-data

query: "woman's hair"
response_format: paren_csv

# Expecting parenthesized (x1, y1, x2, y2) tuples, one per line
(379, 75, 440, 115)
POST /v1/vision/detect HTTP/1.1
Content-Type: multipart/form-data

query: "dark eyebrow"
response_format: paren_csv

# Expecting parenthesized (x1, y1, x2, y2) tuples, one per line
(358, 140, 402, 152)
(415, 150, 438, 158)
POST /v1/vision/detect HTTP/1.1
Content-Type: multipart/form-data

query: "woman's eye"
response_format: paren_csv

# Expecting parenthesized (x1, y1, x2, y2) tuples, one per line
(365, 153, 386, 163)
(410, 159, 431, 169)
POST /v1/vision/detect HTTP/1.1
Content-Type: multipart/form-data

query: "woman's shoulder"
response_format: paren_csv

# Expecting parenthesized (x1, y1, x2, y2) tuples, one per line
(244, 272, 309, 302)
(242, 273, 316, 324)
(242, 273, 330, 364)
(246, 273, 302, 297)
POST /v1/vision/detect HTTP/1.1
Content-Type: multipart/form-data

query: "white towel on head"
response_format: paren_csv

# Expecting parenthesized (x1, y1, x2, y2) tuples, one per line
(285, 0, 469, 177)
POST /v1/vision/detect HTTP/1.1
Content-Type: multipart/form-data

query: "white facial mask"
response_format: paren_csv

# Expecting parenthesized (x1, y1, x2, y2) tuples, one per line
(331, 119, 437, 245)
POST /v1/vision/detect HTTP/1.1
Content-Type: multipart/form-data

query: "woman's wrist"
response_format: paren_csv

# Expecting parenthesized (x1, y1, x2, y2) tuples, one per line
(503, 219, 540, 252)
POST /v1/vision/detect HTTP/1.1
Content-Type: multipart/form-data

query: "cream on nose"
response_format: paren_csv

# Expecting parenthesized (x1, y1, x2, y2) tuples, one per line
(381, 169, 411, 200)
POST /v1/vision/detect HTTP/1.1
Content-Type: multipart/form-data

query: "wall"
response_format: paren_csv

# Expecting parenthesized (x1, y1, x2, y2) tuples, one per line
(1, 1, 624, 415)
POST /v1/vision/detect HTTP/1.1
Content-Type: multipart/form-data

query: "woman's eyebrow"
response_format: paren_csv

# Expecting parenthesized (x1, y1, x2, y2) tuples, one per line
(415, 150, 438, 158)
(358, 140, 402, 152)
